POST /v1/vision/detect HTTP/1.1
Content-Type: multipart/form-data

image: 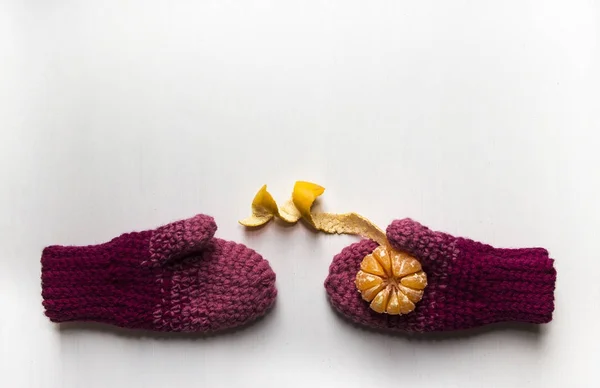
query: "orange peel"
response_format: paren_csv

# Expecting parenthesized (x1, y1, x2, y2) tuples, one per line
(238, 185, 280, 227)
(239, 181, 387, 246)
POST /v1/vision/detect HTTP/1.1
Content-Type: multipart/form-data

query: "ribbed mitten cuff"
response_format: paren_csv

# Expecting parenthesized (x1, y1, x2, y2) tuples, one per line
(41, 231, 163, 329)
(445, 239, 556, 328)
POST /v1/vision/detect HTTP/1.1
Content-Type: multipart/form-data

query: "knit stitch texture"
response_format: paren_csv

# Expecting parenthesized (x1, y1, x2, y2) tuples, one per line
(41, 214, 277, 332)
(324, 218, 556, 332)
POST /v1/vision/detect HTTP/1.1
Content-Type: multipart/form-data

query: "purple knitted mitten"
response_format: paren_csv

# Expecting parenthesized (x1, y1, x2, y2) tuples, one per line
(325, 218, 556, 332)
(41, 214, 277, 332)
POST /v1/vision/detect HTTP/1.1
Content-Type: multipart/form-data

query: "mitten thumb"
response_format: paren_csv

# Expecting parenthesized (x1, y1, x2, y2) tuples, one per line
(386, 218, 457, 264)
(147, 214, 217, 266)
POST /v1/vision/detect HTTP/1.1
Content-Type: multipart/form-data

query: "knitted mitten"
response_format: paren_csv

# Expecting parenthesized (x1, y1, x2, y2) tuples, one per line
(325, 218, 556, 332)
(41, 214, 277, 332)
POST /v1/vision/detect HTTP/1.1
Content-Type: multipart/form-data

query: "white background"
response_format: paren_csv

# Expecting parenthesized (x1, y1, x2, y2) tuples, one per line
(1, 1, 599, 387)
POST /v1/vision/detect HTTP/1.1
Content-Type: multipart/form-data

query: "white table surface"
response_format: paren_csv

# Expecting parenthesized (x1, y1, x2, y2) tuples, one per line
(1, 1, 599, 387)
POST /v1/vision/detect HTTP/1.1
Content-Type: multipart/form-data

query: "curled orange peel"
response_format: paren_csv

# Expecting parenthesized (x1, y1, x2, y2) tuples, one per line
(238, 185, 280, 227)
(239, 181, 388, 246)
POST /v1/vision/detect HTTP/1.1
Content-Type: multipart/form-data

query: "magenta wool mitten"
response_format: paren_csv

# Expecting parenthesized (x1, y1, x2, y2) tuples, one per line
(325, 218, 556, 332)
(41, 214, 277, 332)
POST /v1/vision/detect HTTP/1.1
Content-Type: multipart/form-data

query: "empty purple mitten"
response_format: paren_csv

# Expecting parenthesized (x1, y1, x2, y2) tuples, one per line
(41, 214, 277, 332)
(325, 218, 556, 332)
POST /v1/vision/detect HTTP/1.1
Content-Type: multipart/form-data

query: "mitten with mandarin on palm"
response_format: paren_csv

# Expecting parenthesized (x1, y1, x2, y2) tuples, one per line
(325, 218, 556, 332)
(41, 214, 277, 333)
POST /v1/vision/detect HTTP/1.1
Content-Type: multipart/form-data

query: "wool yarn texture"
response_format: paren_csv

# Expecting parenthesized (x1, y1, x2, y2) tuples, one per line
(325, 218, 557, 332)
(41, 214, 277, 332)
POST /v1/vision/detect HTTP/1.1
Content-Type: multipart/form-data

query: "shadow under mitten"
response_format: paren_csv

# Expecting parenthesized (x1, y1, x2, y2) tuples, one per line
(41, 214, 277, 333)
(325, 218, 556, 333)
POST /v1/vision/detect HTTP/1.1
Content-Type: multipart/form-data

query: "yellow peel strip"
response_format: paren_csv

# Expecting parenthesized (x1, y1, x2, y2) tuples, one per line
(238, 185, 279, 227)
(311, 212, 388, 247)
(239, 181, 387, 246)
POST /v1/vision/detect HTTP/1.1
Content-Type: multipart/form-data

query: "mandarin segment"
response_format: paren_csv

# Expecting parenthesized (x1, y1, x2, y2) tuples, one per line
(360, 254, 386, 277)
(398, 284, 424, 303)
(355, 271, 384, 292)
(400, 271, 427, 290)
(397, 292, 416, 314)
(362, 283, 385, 301)
(372, 246, 392, 275)
(385, 289, 401, 315)
(354, 245, 427, 315)
(392, 251, 422, 278)
(369, 286, 391, 313)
